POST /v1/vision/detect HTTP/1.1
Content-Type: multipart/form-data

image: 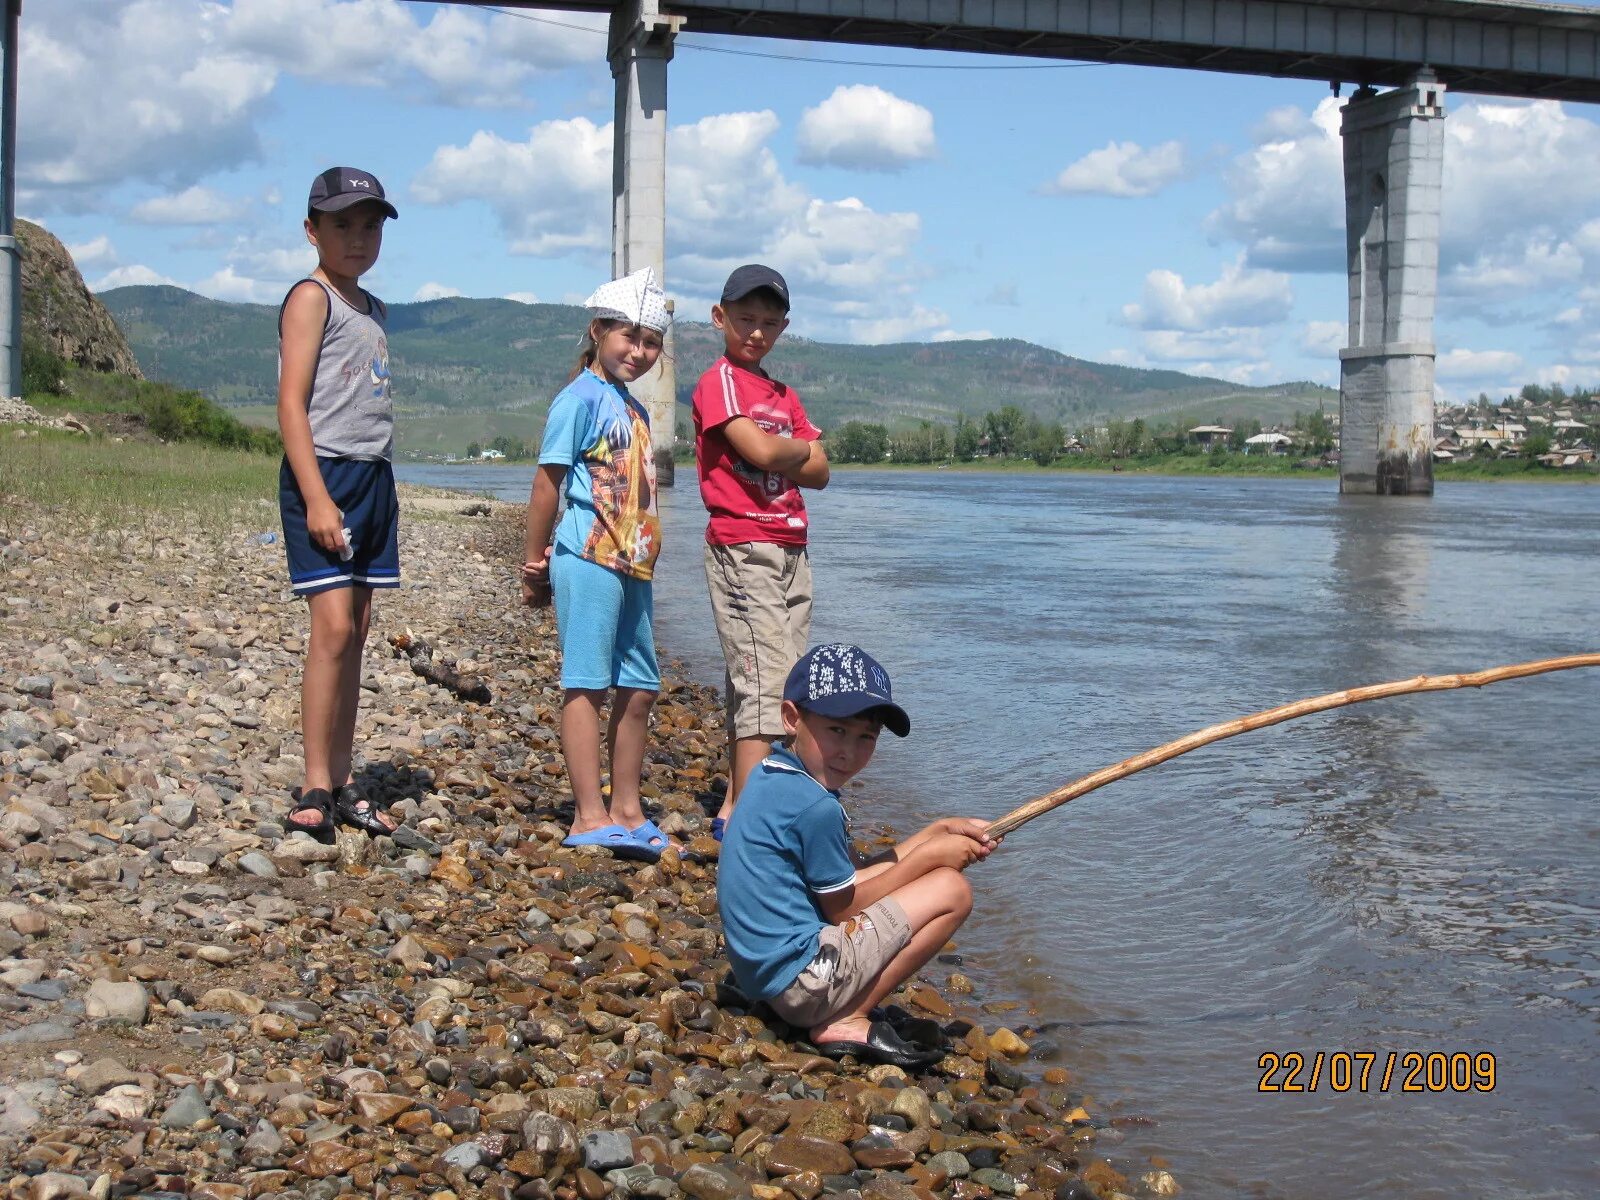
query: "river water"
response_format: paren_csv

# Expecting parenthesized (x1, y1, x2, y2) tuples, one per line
(398, 464, 1599, 1199)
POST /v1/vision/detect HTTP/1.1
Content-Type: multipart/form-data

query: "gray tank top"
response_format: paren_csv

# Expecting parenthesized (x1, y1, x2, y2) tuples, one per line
(279, 279, 394, 461)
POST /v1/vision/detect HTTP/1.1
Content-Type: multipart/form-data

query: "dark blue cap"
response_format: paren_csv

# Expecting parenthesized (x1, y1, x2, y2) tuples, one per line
(784, 644, 910, 737)
(309, 166, 398, 219)
(720, 263, 790, 311)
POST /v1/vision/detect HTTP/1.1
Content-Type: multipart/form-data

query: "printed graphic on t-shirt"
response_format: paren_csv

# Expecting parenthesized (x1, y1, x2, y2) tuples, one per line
(731, 406, 797, 500)
(581, 396, 661, 577)
(692, 357, 819, 546)
(369, 345, 390, 400)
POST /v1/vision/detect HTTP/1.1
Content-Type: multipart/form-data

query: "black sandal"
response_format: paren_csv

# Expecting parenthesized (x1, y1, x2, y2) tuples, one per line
(286, 787, 337, 844)
(333, 782, 397, 837)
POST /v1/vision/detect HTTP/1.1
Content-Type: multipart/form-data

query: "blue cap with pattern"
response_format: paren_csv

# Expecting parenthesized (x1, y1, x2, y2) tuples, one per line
(783, 644, 910, 737)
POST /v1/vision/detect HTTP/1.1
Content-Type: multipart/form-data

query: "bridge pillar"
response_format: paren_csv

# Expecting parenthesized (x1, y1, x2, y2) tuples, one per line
(1, 1, 21, 402)
(609, 0, 683, 485)
(1337, 73, 1446, 496)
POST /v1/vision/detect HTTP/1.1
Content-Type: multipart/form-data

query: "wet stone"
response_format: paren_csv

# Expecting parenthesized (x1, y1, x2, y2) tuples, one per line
(580, 1129, 634, 1173)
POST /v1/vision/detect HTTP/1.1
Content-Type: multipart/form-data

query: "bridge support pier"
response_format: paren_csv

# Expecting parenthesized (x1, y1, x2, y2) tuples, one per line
(1338, 73, 1446, 496)
(609, 0, 682, 485)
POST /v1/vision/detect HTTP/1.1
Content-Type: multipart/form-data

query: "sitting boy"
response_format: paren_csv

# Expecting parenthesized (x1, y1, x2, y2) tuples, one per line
(717, 643, 998, 1068)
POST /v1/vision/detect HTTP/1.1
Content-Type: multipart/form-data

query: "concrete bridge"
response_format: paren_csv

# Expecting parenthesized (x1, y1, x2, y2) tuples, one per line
(4, 0, 1598, 492)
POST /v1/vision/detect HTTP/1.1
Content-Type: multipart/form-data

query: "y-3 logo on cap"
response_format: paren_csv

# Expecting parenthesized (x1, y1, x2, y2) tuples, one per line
(349, 178, 371, 189)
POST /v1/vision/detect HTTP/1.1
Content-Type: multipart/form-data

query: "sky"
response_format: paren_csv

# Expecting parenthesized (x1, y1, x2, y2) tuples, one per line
(18, 0, 1600, 405)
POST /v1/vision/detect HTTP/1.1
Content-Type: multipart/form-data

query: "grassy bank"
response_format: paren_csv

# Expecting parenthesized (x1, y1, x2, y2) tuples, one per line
(0, 428, 279, 534)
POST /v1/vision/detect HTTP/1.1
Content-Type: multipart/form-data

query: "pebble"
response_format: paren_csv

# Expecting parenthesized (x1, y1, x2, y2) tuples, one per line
(0, 493, 1142, 1200)
(82, 980, 148, 1025)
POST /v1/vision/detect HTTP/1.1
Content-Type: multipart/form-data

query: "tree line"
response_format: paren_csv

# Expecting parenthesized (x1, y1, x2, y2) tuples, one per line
(825, 406, 1338, 465)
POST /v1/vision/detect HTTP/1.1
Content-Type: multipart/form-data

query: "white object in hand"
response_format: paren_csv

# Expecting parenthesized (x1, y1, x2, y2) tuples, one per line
(338, 527, 354, 562)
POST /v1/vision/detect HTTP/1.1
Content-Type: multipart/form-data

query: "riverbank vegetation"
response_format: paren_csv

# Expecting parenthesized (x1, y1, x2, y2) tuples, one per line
(23, 338, 282, 455)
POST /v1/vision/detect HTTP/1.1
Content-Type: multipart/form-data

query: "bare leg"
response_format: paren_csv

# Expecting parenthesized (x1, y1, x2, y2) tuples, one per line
(606, 686, 657, 829)
(561, 688, 611, 836)
(810, 868, 973, 1046)
(718, 735, 773, 821)
(327, 586, 373, 790)
(300, 589, 358, 798)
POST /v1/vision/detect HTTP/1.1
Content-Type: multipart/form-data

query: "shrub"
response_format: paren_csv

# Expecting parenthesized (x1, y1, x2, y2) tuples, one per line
(20, 336, 68, 397)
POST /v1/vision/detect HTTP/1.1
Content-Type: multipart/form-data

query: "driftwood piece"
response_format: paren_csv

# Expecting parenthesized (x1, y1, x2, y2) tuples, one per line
(389, 631, 492, 705)
(987, 653, 1600, 840)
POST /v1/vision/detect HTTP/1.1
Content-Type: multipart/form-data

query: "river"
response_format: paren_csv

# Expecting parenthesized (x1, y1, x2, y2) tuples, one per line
(398, 464, 1599, 1199)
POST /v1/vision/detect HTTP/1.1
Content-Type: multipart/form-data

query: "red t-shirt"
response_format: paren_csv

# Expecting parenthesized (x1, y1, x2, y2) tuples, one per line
(692, 356, 821, 547)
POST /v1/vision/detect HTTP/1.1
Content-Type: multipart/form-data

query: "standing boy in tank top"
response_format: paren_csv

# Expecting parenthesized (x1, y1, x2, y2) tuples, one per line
(276, 167, 401, 842)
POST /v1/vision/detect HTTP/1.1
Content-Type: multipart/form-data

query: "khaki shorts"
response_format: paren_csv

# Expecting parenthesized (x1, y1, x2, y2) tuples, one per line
(767, 898, 911, 1029)
(703, 541, 813, 740)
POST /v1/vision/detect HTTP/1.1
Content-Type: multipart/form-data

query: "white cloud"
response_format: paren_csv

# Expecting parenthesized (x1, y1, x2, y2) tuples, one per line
(412, 117, 612, 256)
(89, 264, 180, 291)
(130, 185, 249, 225)
(419, 110, 931, 339)
(67, 236, 118, 271)
(846, 306, 950, 344)
(796, 85, 937, 172)
(1436, 348, 1524, 379)
(1208, 96, 1600, 298)
(228, 244, 317, 280)
(227, 0, 600, 106)
(1205, 98, 1345, 271)
(1121, 257, 1293, 331)
(1141, 327, 1270, 363)
(1043, 140, 1186, 198)
(1443, 238, 1584, 298)
(414, 282, 463, 302)
(933, 328, 996, 342)
(20, 0, 276, 205)
(1300, 320, 1345, 355)
(193, 265, 284, 304)
(505, 292, 541, 304)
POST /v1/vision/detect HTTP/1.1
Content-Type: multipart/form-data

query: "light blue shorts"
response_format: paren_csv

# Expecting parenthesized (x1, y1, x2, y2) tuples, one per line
(551, 547, 660, 692)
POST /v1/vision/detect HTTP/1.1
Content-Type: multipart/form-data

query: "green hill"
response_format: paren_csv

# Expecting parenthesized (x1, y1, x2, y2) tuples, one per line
(101, 285, 1336, 456)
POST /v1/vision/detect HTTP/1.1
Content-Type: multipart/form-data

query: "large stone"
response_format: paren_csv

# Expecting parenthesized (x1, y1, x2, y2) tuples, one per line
(273, 837, 341, 863)
(70, 1058, 137, 1096)
(94, 1085, 153, 1121)
(580, 1129, 634, 1173)
(530, 1086, 599, 1123)
(678, 1164, 754, 1200)
(84, 980, 148, 1025)
(161, 1083, 212, 1128)
(199, 987, 265, 1016)
(763, 1136, 855, 1178)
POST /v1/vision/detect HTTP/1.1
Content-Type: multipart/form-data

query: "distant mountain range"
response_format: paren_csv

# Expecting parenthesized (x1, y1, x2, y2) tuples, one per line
(101, 285, 1336, 438)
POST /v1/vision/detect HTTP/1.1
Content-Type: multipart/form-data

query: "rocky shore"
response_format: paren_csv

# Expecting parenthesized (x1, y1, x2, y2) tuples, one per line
(0, 488, 1173, 1200)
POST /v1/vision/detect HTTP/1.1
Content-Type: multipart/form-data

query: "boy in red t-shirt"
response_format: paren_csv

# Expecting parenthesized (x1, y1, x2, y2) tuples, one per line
(692, 265, 830, 837)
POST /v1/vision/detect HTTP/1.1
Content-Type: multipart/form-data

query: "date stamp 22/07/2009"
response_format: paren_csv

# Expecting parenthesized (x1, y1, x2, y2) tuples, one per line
(1257, 1051, 1498, 1093)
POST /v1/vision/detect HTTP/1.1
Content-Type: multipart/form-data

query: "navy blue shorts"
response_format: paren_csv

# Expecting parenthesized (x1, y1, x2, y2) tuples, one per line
(279, 457, 400, 597)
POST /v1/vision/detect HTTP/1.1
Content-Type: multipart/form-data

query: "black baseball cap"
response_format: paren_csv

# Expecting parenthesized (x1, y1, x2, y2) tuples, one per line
(308, 167, 399, 219)
(720, 264, 789, 311)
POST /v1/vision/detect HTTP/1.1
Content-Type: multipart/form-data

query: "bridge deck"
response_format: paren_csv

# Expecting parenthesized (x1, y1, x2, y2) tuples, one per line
(473, 0, 1600, 102)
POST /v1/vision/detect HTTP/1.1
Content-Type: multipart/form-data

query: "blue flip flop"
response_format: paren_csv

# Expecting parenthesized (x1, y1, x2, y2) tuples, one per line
(562, 824, 634, 851)
(623, 819, 670, 861)
(710, 817, 726, 843)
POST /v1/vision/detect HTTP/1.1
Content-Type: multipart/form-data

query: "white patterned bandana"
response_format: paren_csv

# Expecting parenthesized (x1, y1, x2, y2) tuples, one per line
(583, 267, 670, 333)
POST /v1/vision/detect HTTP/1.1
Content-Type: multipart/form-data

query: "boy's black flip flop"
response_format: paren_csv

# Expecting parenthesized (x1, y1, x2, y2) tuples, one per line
(333, 781, 397, 837)
(286, 787, 337, 845)
(813, 1020, 945, 1070)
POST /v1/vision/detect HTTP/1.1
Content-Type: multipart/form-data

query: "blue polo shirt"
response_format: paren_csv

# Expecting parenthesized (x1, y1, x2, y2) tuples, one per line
(717, 744, 857, 1001)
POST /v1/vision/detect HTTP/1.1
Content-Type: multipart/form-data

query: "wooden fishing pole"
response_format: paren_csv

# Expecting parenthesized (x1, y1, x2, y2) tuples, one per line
(986, 653, 1600, 840)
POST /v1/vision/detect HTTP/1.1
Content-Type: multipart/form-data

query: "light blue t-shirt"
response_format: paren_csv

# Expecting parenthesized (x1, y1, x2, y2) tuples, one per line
(538, 370, 661, 580)
(717, 743, 857, 1001)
